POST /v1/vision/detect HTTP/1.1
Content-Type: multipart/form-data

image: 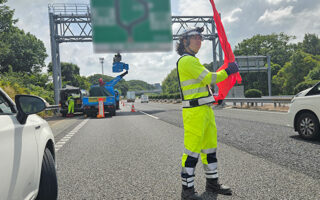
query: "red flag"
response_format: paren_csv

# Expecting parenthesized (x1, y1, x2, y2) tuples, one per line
(209, 0, 242, 102)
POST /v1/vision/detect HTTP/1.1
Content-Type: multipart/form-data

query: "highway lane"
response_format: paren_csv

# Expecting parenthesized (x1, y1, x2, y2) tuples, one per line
(50, 102, 320, 199)
(133, 101, 320, 180)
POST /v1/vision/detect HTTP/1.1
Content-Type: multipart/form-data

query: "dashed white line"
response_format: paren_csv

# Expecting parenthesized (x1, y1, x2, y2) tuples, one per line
(139, 111, 159, 120)
(55, 119, 89, 152)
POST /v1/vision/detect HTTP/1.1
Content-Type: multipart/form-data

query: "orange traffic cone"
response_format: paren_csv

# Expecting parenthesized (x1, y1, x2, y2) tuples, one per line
(131, 104, 135, 112)
(97, 98, 105, 118)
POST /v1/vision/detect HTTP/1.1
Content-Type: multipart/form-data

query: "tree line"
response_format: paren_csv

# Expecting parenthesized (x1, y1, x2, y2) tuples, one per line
(162, 33, 320, 96)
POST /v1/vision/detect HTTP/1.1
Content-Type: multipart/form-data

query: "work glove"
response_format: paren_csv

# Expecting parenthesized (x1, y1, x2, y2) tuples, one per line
(225, 62, 239, 75)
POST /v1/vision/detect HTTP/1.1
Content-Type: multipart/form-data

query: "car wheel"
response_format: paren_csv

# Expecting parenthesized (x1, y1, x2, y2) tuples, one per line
(297, 112, 320, 139)
(36, 148, 58, 200)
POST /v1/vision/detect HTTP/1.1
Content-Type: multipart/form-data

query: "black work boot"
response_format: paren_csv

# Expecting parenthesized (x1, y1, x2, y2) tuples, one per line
(205, 179, 232, 195)
(181, 187, 202, 200)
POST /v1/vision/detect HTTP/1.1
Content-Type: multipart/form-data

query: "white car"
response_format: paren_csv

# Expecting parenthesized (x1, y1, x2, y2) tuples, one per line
(0, 88, 58, 200)
(288, 82, 320, 139)
(141, 95, 149, 103)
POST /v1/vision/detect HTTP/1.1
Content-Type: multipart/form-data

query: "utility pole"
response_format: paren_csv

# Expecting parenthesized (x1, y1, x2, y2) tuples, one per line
(99, 57, 104, 75)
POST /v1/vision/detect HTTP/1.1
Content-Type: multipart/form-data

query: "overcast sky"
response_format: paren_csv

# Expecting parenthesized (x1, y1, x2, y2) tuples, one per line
(7, 0, 320, 84)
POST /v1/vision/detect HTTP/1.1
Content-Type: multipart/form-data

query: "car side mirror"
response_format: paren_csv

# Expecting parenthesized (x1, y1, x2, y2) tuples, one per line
(15, 95, 47, 124)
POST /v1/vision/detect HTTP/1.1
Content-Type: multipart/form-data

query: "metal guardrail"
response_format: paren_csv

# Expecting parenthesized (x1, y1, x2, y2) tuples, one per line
(223, 97, 293, 107)
(46, 105, 60, 110)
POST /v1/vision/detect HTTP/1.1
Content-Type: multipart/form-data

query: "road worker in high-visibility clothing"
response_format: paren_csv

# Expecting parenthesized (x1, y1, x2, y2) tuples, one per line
(176, 27, 239, 200)
(67, 95, 74, 117)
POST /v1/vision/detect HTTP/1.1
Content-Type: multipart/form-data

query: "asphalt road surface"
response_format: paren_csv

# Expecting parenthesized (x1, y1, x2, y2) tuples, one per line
(48, 101, 320, 199)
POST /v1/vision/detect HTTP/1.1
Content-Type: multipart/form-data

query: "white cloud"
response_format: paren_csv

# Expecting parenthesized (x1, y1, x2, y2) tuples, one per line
(258, 6, 294, 25)
(177, 0, 212, 16)
(222, 8, 242, 24)
(287, 4, 320, 42)
(266, 0, 297, 5)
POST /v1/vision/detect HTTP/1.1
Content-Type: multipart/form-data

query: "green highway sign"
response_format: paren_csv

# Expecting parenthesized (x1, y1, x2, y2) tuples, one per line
(91, 0, 173, 53)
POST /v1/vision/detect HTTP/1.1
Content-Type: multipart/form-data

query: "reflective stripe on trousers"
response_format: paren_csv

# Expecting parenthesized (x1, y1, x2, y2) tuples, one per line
(181, 105, 219, 188)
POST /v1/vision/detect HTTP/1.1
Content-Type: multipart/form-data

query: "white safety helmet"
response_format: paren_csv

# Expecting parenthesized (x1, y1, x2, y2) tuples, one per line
(180, 27, 204, 39)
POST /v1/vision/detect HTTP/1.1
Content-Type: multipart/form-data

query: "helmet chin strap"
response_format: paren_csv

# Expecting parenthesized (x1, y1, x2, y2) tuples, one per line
(186, 46, 196, 55)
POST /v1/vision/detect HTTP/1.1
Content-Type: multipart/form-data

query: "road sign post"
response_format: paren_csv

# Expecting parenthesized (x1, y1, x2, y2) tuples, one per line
(91, 0, 172, 53)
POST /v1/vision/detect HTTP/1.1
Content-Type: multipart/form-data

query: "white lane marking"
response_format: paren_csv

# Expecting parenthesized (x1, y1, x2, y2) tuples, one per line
(139, 111, 159, 120)
(55, 119, 89, 152)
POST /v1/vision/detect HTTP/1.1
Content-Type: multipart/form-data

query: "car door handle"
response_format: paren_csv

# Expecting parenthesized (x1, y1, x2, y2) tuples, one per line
(35, 125, 41, 130)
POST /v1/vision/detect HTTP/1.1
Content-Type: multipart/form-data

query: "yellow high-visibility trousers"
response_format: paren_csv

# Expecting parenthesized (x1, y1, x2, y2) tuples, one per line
(181, 105, 218, 188)
(68, 99, 74, 114)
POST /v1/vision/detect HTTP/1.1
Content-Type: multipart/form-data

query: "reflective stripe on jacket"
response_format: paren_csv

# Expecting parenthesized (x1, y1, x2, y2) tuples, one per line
(177, 54, 228, 101)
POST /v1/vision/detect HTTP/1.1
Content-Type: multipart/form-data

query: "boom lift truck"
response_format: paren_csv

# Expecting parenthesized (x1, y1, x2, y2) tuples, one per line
(102, 53, 129, 109)
(82, 53, 129, 117)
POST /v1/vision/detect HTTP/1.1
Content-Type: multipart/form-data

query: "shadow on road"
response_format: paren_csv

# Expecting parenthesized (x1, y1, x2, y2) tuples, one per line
(115, 111, 144, 116)
(201, 192, 218, 200)
(117, 109, 167, 116)
(139, 109, 167, 115)
(290, 135, 320, 144)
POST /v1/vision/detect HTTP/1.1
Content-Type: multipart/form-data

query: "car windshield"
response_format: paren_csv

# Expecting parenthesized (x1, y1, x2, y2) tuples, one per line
(306, 82, 320, 96)
(0, 95, 14, 114)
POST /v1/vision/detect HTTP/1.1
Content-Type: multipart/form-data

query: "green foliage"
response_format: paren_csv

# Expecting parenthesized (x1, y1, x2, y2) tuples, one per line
(115, 81, 129, 96)
(273, 51, 320, 94)
(1, 71, 49, 88)
(244, 89, 262, 98)
(294, 80, 320, 94)
(305, 65, 320, 81)
(234, 33, 295, 67)
(87, 74, 114, 84)
(48, 62, 91, 90)
(0, 2, 47, 73)
(0, 72, 54, 104)
(162, 68, 179, 94)
(0, 28, 47, 73)
(240, 71, 268, 96)
(65, 75, 91, 90)
(47, 62, 80, 82)
(126, 80, 155, 91)
(0, 0, 17, 33)
(298, 34, 320, 56)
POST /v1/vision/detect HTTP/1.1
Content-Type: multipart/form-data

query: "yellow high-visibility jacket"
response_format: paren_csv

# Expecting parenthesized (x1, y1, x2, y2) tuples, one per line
(177, 54, 228, 102)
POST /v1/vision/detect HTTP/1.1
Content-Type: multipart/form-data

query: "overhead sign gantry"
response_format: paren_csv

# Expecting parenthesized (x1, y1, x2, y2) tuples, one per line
(48, 3, 225, 105)
(48, 3, 271, 105)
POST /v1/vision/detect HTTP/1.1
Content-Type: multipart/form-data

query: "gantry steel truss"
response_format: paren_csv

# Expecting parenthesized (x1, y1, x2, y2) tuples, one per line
(49, 4, 270, 105)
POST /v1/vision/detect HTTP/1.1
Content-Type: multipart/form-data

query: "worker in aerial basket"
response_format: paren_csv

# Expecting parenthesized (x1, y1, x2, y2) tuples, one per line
(176, 26, 238, 200)
(99, 78, 104, 86)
